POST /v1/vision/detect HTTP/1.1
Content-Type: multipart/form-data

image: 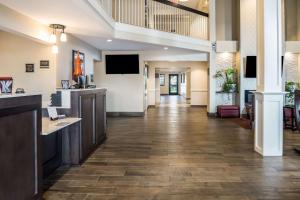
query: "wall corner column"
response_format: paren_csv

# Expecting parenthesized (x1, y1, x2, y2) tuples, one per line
(255, 0, 285, 156)
(208, 0, 217, 114)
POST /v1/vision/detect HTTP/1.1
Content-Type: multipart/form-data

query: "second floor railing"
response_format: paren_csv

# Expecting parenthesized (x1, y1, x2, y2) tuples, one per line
(98, 0, 209, 40)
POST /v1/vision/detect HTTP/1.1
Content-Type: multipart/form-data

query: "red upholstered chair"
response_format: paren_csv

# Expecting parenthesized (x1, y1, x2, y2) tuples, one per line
(283, 106, 296, 131)
(217, 105, 240, 118)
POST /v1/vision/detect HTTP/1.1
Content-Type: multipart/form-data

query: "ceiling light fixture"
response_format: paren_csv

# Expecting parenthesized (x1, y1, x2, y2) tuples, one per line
(107, 39, 112, 42)
(60, 28, 67, 42)
(164, 47, 169, 50)
(49, 24, 67, 54)
(52, 44, 59, 54)
(49, 28, 57, 44)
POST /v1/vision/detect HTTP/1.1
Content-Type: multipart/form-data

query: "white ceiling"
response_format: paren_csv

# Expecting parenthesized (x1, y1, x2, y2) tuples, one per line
(0, 0, 207, 61)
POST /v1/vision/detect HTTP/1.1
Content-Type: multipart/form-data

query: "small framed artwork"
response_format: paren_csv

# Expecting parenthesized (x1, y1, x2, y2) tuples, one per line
(40, 60, 50, 69)
(72, 50, 85, 81)
(0, 77, 13, 94)
(61, 80, 70, 89)
(26, 64, 34, 73)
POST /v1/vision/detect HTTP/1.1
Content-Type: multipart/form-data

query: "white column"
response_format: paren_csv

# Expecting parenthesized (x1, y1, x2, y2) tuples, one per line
(255, 0, 285, 156)
(208, 0, 217, 115)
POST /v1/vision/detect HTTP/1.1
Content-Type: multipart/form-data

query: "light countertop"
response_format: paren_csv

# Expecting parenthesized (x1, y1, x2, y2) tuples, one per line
(42, 117, 81, 136)
(56, 88, 106, 92)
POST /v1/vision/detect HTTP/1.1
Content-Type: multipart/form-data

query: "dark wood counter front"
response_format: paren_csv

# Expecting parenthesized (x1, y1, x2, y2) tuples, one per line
(0, 95, 42, 200)
(56, 88, 107, 164)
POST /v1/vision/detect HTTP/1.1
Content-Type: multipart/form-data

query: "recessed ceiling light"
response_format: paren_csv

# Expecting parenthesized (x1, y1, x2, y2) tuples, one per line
(107, 39, 112, 42)
(164, 47, 169, 50)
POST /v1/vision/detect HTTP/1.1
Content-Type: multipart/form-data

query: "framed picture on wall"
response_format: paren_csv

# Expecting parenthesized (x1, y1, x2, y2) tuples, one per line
(72, 50, 85, 81)
(0, 77, 13, 94)
(26, 64, 34, 73)
(40, 60, 50, 68)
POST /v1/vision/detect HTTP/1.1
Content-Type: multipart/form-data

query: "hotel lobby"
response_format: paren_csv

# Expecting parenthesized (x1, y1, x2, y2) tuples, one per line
(1, 0, 300, 199)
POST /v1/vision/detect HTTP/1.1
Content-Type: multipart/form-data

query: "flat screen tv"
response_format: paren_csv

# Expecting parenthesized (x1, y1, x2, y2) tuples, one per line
(245, 56, 257, 78)
(106, 54, 139, 74)
(246, 56, 284, 78)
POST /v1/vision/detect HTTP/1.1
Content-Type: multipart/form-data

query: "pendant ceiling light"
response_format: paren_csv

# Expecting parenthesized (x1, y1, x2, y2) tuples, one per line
(49, 24, 67, 54)
(52, 44, 59, 54)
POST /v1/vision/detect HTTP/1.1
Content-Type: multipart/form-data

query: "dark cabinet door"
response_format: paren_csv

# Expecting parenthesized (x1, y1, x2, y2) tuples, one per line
(0, 105, 42, 200)
(42, 131, 62, 179)
(96, 93, 106, 144)
(79, 94, 97, 160)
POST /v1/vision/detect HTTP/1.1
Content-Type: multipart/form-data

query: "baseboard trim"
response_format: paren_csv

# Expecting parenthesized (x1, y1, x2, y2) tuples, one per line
(207, 112, 217, 117)
(241, 114, 248, 118)
(191, 105, 207, 108)
(147, 105, 156, 109)
(107, 112, 145, 117)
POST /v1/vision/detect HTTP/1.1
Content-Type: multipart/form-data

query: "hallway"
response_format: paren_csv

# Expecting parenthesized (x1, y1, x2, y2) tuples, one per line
(159, 95, 191, 107)
(44, 107, 300, 200)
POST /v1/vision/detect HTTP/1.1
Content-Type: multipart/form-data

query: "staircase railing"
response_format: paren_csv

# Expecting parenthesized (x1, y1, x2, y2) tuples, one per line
(98, 0, 209, 40)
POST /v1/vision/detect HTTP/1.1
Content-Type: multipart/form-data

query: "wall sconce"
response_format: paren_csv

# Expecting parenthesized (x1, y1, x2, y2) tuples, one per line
(49, 24, 67, 54)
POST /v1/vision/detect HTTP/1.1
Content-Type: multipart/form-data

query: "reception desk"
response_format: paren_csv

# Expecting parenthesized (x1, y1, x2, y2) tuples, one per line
(48, 88, 107, 164)
(42, 117, 81, 178)
(0, 88, 107, 198)
(0, 94, 42, 200)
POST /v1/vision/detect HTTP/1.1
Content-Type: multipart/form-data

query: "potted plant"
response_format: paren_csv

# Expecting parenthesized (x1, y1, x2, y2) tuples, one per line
(285, 81, 298, 105)
(215, 67, 238, 93)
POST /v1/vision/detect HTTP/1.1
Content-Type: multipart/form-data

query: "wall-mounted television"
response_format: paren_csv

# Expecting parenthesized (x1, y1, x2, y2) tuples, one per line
(245, 56, 257, 78)
(106, 54, 139, 74)
(245, 56, 284, 78)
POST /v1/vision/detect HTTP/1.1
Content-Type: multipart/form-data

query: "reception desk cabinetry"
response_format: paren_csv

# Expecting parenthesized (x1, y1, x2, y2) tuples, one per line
(0, 95, 42, 200)
(59, 88, 107, 163)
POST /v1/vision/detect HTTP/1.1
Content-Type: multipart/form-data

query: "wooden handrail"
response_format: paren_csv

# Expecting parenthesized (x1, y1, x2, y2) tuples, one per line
(152, 0, 209, 17)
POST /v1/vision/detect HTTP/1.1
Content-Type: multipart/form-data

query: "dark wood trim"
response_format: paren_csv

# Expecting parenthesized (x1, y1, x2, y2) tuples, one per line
(107, 112, 145, 117)
(0, 95, 42, 200)
(191, 105, 207, 108)
(152, 0, 209, 17)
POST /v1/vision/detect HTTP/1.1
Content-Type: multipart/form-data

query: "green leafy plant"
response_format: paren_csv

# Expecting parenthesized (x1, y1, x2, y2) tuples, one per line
(214, 67, 238, 93)
(285, 81, 299, 105)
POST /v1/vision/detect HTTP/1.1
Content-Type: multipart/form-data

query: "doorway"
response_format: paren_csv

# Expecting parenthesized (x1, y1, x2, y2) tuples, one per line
(169, 74, 179, 95)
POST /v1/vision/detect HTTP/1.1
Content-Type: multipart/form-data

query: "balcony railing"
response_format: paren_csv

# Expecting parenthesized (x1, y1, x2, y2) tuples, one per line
(98, 0, 209, 40)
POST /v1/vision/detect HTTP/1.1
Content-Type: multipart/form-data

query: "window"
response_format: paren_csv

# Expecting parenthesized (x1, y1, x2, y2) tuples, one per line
(160, 74, 165, 86)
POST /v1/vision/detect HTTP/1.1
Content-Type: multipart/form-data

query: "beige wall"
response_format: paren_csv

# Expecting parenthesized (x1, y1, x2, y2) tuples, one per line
(285, 0, 300, 41)
(216, 0, 239, 40)
(0, 30, 101, 105)
(160, 73, 170, 95)
(0, 30, 56, 103)
(56, 34, 101, 85)
(239, 0, 257, 113)
(94, 51, 145, 113)
(146, 64, 156, 106)
(180, 72, 191, 99)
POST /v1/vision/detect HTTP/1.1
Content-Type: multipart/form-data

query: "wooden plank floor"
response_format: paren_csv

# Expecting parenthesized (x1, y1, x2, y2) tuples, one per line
(44, 107, 300, 200)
